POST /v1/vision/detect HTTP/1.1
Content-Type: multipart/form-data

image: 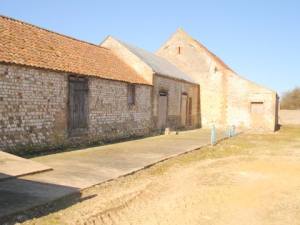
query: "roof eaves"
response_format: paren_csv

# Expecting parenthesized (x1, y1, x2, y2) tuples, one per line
(0, 60, 151, 86)
(0, 14, 109, 51)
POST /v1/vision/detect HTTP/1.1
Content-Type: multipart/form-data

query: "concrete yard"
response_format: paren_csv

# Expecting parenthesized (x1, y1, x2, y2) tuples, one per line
(15, 125, 300, 225)
(0, 129, 224, 222)
(0, 151, 51, 181)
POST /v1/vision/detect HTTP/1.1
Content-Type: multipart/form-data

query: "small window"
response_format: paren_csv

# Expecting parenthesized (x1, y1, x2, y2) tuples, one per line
(128, 84, 135, 105)
(177, 46, 181, 55)
(159, 90, 168, 96)
(214, 67, 218, 73)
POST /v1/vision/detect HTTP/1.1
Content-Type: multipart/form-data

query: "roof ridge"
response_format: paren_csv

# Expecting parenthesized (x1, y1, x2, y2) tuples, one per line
(185, 33, 233, 72)
(167, 28, 233, 72)
(177, 30, 275, 92)
(0, 14, 109, 50)
(109, 37, 197, 84)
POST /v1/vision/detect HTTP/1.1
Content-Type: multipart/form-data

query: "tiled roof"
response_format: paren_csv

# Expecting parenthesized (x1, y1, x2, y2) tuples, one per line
(114, 38, 197, 84)
(0, 15, 149, 85)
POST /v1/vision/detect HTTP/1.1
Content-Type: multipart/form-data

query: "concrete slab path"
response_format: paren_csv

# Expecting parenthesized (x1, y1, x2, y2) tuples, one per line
(0, 129, 226, 221)
(0, 151, 51, 181)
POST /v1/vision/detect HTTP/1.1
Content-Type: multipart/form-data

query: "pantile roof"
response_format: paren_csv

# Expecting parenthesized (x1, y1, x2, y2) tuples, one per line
(0, 15, 149, 85)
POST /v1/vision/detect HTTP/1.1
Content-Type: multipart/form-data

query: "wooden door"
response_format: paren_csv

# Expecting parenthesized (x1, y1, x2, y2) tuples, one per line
(158, 93, 168, 129)
(69, 77, 88, 134)
(188, 97, 193, 126)
(181, 94, 188, 126)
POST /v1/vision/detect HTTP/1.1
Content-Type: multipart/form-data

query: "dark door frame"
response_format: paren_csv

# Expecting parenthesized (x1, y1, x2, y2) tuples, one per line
(68, 75, 89, 137)
(158, 90, 168, 130)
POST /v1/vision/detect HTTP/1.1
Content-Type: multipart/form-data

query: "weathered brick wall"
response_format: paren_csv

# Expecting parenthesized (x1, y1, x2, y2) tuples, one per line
(0, 63, 68, 151)
(0, 63, 153, 152)
(153, 75, 200, 130)
(88, 78, 153, 141)
(225, 70, 278, 131)
(157, 30, 278, 131)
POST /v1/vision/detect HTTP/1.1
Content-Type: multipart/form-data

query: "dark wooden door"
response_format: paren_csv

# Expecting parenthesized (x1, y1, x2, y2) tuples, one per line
(188, 97, 192, 126)
(158, 93, 168, 129)
(69, 77, 88, 134)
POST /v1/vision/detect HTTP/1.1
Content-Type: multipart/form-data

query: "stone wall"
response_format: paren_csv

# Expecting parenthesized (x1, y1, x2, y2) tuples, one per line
(0, 63, 68, 151)
(157, 29, 278, 131)
(0, 63, 153, 153)
(279, 110, 300, 125)
(88, 77, 153, 141)
(153, 75, 200, 130)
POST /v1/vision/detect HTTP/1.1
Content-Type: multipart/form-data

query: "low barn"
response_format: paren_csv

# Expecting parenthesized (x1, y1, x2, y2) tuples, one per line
(101, 37, 200, 131)
(157, 29, 279, 131)
(0, 16, 153, 152)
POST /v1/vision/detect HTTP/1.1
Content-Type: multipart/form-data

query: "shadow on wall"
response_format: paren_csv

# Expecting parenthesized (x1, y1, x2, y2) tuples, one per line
(0, 173, 95, 224)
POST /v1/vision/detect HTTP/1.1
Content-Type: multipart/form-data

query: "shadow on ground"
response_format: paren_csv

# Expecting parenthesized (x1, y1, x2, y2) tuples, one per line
(0, 172, 95, 225)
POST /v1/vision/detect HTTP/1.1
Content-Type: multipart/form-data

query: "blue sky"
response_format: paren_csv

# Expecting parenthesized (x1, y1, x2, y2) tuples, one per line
(1, 0, 299, 94)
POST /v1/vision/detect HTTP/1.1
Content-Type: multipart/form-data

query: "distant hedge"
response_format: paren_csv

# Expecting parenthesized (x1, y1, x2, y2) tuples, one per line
(281, 87, 300, 109)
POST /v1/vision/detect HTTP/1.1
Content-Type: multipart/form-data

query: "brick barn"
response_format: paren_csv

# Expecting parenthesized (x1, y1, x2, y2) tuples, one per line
(157, 29, 279, 131)
(0, 16, 200, 153)
(101, 37, 200, 131)
(0, 16, 155, 152)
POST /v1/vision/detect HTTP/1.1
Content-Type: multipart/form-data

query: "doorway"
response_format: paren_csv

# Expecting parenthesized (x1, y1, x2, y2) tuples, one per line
(188, 97, 193, 126)
(181, 93, 188, 126)
(69, 76, 88, 135)
(158, 91, 168, 129)
(250, 102, 264, 129)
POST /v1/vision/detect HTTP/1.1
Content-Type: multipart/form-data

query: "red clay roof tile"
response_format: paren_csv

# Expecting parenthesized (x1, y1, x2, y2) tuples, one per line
(0, 15, 150, 85)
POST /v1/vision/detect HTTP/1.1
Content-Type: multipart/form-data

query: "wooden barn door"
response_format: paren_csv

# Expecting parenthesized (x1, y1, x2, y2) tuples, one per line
(69, 77, 88, 135)
(188, 97, 193, 126)
(158, 92, 168, 129)
(181, 94, 188, 126)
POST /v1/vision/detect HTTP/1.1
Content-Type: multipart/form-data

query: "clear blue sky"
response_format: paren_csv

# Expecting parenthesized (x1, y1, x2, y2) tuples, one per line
(1, 0, 299, 94)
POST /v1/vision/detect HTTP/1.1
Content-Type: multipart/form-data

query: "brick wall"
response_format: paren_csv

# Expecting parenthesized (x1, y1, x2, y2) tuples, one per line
(0, 63, 153, 152)
(0, 63, 68, 151)
(88, 77, 153, 141)
(157, 30, 278, 131)
(153, 75, 200, 130)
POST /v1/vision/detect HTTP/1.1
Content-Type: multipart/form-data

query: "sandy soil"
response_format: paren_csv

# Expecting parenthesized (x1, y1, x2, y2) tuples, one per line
(22, 126, 300, 225)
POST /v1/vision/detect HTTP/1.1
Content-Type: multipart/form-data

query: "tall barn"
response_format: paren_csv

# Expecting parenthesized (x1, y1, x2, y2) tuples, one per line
(157, 29, 279, 131)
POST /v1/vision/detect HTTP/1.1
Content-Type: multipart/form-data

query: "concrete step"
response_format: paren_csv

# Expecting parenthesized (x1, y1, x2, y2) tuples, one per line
(0, 151, 52, 181)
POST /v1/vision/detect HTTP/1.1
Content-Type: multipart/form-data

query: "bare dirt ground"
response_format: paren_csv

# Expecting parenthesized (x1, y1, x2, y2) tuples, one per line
(21, 126, 300, 225)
